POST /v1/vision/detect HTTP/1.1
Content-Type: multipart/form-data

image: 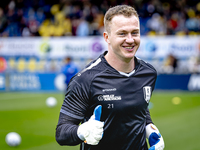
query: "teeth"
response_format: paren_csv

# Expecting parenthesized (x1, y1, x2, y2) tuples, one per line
(124, 47, 133, 49)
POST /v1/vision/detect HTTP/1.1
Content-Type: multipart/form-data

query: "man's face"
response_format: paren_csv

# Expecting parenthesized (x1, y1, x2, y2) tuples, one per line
(104, 15, 140, 62)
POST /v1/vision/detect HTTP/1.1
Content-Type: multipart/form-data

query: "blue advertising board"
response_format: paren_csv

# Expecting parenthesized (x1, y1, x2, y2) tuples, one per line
(155, 74, 200, 91)
(155, 74, 190, 90)
(0, 73, 200, 92)
(3, 73, 65, 91)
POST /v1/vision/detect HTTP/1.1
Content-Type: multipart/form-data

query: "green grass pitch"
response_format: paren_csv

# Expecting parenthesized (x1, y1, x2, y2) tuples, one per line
(0, 91, 200, 150)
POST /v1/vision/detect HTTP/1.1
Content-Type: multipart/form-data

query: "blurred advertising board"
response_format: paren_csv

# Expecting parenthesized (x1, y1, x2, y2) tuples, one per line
(0, 73, 6, 90)
(0, 37, 106, 59)
(137, 36, 200, 60)
(0, 36, 199, 60)
(0, 36, 200, 91)
(0, 73, 65, 91)
(156, 74, 200, 91)
(0, 73, 200, 91)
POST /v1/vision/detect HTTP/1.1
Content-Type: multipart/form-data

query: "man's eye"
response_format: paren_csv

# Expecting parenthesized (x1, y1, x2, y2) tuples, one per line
(132, 31, 140, 35)
(132, 32, 138, 35)
(119, 33, 125, 35)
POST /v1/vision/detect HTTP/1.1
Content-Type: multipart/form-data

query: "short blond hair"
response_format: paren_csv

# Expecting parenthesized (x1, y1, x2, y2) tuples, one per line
(104, 5, 139, 33)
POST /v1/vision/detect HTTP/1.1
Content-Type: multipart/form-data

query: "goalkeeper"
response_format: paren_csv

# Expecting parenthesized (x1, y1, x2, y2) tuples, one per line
(56, 5, 164, 150)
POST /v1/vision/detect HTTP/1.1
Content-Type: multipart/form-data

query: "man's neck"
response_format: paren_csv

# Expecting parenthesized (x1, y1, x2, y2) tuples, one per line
(104, 52, 135, 73)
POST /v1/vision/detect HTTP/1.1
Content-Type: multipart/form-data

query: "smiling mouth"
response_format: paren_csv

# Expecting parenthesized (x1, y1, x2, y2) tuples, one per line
(123, 46, 134, 50)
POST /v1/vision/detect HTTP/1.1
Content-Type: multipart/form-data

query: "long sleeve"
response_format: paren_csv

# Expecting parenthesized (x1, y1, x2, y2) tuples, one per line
(55, 70, 91, 146)
(56, 113, 83, 146)
(146, 108, 153, 125)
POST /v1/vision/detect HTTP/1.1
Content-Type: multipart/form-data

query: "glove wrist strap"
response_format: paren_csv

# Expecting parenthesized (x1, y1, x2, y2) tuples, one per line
(146, 123, 159, 139)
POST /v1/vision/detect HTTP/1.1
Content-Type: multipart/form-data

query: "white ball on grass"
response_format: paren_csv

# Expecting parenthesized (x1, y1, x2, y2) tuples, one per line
(5, 132, 21, 147)
(46, 97, 57, 107)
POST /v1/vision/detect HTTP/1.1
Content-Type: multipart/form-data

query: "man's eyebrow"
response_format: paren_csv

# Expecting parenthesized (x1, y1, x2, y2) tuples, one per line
(132, 28, 140, 31)
(116, 28, 140, 33)
(116, 30, 127, 32)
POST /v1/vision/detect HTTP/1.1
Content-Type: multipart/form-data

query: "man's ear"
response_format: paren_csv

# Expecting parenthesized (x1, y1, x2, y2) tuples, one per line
(103, 32, 110, 44)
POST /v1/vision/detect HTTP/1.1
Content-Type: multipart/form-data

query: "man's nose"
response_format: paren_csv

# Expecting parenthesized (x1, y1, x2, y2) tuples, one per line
(126, 34, 134, 43)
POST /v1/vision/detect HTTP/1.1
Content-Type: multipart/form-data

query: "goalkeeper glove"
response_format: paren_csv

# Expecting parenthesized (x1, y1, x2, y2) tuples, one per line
(146, 124, 165, 150)
(77, 105, 104, 145)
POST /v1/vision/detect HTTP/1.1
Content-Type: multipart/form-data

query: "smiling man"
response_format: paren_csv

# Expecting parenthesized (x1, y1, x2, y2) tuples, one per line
(56, 5, 164, 150)
(103, 7, 140, 73)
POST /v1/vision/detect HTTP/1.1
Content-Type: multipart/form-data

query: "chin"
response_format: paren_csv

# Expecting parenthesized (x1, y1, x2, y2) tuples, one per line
(123, 55, 135, 61)
(124, 51, 136, 59)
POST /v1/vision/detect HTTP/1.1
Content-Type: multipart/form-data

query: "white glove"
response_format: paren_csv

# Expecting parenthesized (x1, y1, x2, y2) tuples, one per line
(77, 105, 104, 145)
(146, 124, 165, 150)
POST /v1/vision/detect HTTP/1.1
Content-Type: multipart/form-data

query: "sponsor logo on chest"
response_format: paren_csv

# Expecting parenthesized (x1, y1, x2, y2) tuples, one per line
(98, 94, 121, 101)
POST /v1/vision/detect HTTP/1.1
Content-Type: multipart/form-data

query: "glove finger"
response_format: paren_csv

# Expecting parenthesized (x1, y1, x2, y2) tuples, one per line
(149, 145, 155, 150)
(154, 136, 164, 150)
(94, 105, 102, 121)
(96, 122, 104, 128)
(91, 120, 104, 128)
(85, 133, 101, 145)
(93, 134, 103, 141)
(86, 139, 99, 145)
(92, 128, 103, 140)
(93, 128, 103, 134)
(92, 129, 103, 140)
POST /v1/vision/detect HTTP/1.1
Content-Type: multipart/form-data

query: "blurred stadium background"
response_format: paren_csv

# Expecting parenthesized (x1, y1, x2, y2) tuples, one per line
(0, 0, 200, 150)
